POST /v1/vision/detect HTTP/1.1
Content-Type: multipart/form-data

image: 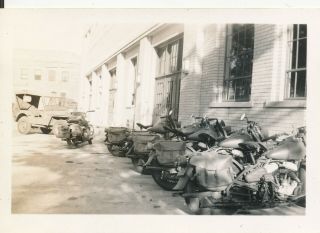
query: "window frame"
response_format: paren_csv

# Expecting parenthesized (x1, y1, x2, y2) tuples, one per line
(48, 69, 56, 82)
(223, 24, 255, 102)
(34, 69, 42, 81)
(155, 36, 183, 78)
(284, 24, 307, 100)
(61, 71, 69, 82)
(20, 68, 28, 80)
(109, 68, 117, 91)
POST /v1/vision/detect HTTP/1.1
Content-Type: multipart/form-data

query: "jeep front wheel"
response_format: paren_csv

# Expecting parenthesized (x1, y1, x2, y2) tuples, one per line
(17, 116, 32, 134)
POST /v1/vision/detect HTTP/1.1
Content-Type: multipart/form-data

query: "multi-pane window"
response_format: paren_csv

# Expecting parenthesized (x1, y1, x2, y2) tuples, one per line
(34, 69, 42, 80)
(109, 69, 117, 90)
(131, 57, 138, 105)
(156, 38, 183, 76)
(224, 24, 254, 102)
(20, 68, 28, 80)
(48, 70, 56, 81)
(286, 24, 307, 99)
(61, 71, 69, 82)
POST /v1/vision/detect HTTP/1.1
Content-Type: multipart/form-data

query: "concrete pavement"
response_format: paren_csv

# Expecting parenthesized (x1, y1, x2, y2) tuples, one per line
(12, 128, 189, 214)
(11, 127, 305, 215)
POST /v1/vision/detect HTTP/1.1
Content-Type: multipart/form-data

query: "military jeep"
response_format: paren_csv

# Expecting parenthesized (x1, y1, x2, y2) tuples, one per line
(12, 91, 78, 134)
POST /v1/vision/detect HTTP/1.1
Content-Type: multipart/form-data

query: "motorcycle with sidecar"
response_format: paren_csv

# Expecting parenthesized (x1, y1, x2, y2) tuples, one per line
(53, 111, 95, 146)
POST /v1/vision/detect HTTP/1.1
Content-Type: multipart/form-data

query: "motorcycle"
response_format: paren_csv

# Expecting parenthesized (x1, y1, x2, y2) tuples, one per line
(144, 115, 231, 191)
(125, 110, 179, 174)
(215, 113, 286, 165)
(53, 111, 95, 146)
(164, 115, 231, 151)
(104, 127, 132, 157)
(173, 126, 306, 214)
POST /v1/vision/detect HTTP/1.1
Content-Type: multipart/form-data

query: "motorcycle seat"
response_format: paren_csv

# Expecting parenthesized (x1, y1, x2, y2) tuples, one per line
(136, 123, 152, 130)
(67, 119, 81, 124)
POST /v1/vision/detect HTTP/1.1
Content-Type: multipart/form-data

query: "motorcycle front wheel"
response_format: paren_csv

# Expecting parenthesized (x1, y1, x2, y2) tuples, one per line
(131, 157, 149, 174)
(150, 160, 179, 191)
(184, 181, 201, 214)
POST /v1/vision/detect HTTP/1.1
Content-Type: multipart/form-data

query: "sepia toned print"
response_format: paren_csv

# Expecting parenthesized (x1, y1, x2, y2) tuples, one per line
(11, 20, 306, 215)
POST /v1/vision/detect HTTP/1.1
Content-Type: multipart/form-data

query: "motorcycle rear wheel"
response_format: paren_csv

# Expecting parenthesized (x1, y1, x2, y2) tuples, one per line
(107, 144, 125, 157)
(151, 160, 179, 191)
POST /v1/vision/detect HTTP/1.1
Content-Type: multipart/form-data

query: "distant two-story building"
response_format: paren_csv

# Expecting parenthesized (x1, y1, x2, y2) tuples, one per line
(81, 23, 306, 134)
(13, 49, 81, 101)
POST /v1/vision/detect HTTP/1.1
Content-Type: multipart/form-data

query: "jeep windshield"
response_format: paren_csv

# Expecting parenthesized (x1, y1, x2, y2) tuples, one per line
(16, 94, 77, 111)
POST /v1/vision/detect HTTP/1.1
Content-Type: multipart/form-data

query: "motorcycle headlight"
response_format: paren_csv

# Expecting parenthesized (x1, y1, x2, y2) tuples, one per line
(147, 142, 154, 150)
(231, 149, 244, 158)
(198, 142, 207, 149)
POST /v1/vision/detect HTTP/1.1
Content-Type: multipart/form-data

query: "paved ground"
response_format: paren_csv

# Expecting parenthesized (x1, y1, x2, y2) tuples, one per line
(12, 127, 305, 215)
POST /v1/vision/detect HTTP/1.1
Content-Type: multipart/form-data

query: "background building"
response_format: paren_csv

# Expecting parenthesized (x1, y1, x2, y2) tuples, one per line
(81, 23, 306, 134)
(13, 49, 81, 101)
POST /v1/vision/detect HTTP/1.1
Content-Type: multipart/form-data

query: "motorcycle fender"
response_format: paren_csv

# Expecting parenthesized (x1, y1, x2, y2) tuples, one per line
(172, 166, 194, 191)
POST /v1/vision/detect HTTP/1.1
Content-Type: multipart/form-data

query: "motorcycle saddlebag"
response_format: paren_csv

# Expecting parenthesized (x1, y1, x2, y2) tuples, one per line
(190, 151, 234, 190)
(69, 124, 83, 137)
(53, 122, 70, 138)
(153, 140, 187, 165)
(106, 127, 128, 143)
(132, 131, 160, 154)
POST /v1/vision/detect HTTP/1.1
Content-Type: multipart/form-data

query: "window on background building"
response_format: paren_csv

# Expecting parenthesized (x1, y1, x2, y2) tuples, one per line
(60, 92, 66, 97)
(20, 68, 28, 80)
(61, 71, 69, 82)
(109, 68, 117, 90)
(286, 24, 307, 99)
(156, 38, 183, 76)
(224, 24, 254, 102)
(34, 69, 42, 80)
(131, 57, 138, 105)
(48, 70, 56, 81)
(51, 91, 57, 96)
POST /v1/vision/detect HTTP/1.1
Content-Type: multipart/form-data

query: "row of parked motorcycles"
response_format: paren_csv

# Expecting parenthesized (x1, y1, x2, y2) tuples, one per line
(105, 110, 306, 214)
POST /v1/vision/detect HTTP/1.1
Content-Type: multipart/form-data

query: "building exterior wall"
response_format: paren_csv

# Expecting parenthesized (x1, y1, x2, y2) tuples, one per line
(81, 23, 306, 134)
(179, 24, 306, 134)
(13, 49, 80, 102)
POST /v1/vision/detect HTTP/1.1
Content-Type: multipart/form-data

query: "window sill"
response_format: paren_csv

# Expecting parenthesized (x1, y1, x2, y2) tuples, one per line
(264, 100, 306, 108)
(209, 102, 253, 108)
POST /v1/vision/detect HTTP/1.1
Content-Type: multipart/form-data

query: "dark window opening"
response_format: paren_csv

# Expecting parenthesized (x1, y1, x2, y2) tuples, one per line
(224, 24, 254, 102)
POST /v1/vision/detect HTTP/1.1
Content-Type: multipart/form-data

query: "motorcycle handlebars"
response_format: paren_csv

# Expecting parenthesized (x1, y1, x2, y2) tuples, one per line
(163, 125, 185, 137)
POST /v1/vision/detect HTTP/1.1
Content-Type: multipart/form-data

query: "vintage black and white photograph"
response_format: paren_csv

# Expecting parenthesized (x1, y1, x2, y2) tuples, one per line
(3, 10, 309, 217)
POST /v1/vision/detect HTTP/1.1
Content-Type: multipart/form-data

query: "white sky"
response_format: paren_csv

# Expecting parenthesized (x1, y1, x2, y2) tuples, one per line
(3, 11, 87, 55)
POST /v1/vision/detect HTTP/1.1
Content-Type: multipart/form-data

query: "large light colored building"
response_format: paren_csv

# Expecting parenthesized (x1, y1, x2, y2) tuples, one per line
(13, 49, 81, 101)
(81, 23, 306, 134)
